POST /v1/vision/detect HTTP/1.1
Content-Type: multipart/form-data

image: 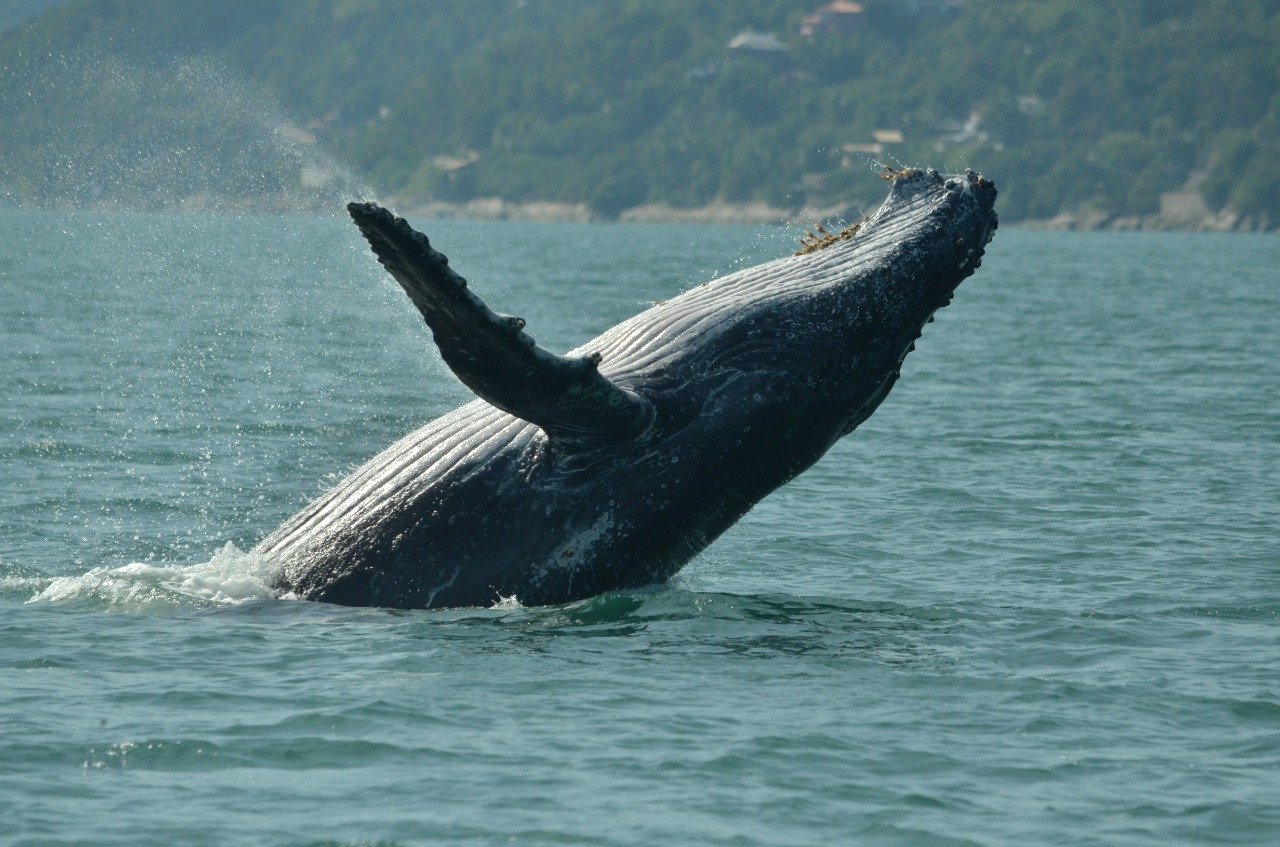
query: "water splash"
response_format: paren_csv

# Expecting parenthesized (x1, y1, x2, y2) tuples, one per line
(3, 48, 375, 211)
(26, 541, 285, 611)
(490, 594, 524, 610)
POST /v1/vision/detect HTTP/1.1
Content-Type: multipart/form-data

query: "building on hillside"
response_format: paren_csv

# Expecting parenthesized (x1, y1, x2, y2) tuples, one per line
(799, 1, 864, 37)
(841, 130, 904, 161)
(801, 0, 964, 36)
(726, 31, 791, 66)
(934, 111, 987, 148)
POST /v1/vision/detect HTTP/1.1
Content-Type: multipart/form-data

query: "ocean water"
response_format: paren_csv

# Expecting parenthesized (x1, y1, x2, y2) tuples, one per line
(2, 207, 1277, 846)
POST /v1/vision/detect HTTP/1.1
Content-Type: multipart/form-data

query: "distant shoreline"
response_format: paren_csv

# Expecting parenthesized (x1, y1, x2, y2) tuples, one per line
(398, 193, 1275, 233)
(399, 196, 864, 227)
(4, 192, 1273, 232)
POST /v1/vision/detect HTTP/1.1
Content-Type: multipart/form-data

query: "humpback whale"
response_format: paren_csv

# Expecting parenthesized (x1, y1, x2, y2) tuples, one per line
(261, 168, 998, 609)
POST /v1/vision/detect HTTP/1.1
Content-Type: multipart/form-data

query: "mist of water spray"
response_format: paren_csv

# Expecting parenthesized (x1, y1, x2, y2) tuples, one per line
(2, 48, 376, 212)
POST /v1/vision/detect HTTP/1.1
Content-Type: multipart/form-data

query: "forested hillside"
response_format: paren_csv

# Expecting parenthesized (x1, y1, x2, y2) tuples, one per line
(1, 0, 1277, 227)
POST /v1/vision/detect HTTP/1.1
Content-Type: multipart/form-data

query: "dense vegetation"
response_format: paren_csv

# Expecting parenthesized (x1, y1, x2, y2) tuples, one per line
(1, 0, 1277, 227)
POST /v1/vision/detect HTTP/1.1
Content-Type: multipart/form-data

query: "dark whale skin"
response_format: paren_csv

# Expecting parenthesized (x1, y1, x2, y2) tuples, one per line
(260, 169, 998, 609)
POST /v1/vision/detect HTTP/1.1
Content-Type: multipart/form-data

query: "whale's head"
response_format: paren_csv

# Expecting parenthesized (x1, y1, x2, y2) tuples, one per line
(591, 169, 997, 449)
(827, 167, 997, 415)
(850, 167, 999, 305)
(794, 168, 998, 436)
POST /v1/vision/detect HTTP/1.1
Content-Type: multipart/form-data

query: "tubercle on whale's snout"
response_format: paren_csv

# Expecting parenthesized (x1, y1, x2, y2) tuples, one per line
(861, 169, 998, 236)
(888, 167, 996, 207)
(836, 169, 998, 261)
(966, 168, 996, 193)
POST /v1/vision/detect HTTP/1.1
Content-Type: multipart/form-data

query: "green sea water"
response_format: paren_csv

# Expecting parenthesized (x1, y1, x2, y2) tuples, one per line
(2, 209, 1277, 846)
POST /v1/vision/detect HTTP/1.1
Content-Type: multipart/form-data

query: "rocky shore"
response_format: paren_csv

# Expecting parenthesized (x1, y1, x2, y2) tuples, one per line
(1019, 185, 1272, 233)
(401, 197, 869, 227)
(400, 184, 1271, 233)
(9, 188, 1271, 233)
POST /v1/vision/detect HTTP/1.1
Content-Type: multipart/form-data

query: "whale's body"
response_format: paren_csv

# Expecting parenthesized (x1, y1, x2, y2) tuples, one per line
(261, 169, 998, 609)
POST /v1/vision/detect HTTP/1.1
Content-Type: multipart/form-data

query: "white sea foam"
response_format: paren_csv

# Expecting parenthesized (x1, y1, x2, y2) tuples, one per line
(27, 542, 284, 610)
(490, 593, 524, 610)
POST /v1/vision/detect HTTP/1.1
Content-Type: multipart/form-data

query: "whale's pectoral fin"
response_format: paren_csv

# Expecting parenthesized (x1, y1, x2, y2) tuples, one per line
(347, 202, 654, 445)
